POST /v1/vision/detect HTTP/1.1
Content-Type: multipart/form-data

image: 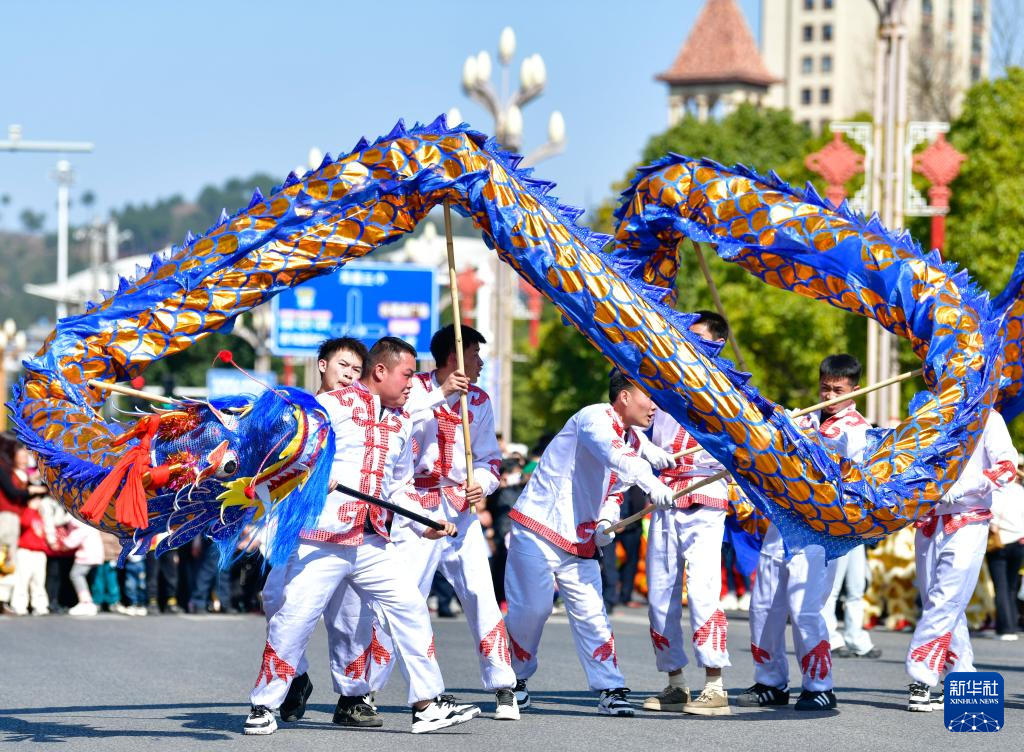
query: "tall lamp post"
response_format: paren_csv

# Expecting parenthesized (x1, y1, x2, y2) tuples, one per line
(0, 320, 27, 432)
(458, 26, 567, 441)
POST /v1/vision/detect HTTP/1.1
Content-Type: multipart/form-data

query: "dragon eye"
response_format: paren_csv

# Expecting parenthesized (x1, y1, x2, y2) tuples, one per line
(216, 451, 239, 479)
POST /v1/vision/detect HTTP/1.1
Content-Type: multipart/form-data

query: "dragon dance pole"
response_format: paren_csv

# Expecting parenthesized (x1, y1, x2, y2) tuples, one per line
(334, 483, 453, 536)
(671, 368, 922, 460)
(443, 199, 478, 514)
(612, 367, 924, 535)
(691, 240, 748, 372)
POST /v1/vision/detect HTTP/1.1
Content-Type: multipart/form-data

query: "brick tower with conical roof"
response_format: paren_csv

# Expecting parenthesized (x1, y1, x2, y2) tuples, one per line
(658, 0, 778, 124)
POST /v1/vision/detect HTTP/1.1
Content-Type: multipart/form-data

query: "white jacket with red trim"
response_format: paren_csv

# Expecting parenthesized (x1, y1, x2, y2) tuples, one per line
(938, 410, 1018, 516)
(401, 371, 502, 520)
(300, 382, 421, 545)
(796, 404, 871, 463)
(510, 403, 663, 558)
(650, 408, 728, 509)
(763, 404, 871, 557)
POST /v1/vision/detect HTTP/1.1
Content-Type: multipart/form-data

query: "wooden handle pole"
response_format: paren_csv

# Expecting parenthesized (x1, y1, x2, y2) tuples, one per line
(443, 200, 478, 514)
(603, 471, 729, 536)
(88, 379, 182, 405)
(670, 368, 923, 459)
(614, 368, 928, 533)
(692, 240, 748, 372)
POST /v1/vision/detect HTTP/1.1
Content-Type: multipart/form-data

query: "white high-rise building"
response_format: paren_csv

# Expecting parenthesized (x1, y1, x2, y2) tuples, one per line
(761, 0, 990, 129)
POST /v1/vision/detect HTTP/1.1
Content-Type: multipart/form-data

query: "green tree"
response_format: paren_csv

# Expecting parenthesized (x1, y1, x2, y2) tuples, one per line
(944, 67, 1024, 296)
(513, 104, 870, 447)
(19, 209, 46, 233)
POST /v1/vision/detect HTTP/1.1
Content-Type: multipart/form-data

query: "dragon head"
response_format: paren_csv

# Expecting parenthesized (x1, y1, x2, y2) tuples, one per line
(152, 387, 331, 517)
(93, 386, 333, 567)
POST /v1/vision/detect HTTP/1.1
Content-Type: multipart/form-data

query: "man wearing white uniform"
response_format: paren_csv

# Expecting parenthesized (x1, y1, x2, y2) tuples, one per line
(642, 311, 732, 717)
(244, 337, 478, 736)
(906, 409, 1017, 712)
(818, 362, 877, 661)
(340, 324, 519, 720)
(264, 336, 367, 726)
(504, 371, 676, 717)
(739, 354, 869, 712)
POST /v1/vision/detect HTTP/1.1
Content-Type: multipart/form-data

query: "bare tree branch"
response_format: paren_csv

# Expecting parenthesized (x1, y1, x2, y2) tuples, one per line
(992, 0, 1024, 73)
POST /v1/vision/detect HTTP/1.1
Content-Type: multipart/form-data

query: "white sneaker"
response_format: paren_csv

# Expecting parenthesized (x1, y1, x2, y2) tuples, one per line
(995, 633, 1019, 641)
(411, 696, 479, 734)
(130, 605, 148, 616)
(597, 688, 635, 717)
(243, 705, 277, 735)
(113, 603, 131, 615)
(69, 601, 98, 616)
(737, 592, 751, 611)
(720, 593, 739, 611)
(494, 688, 521, 720)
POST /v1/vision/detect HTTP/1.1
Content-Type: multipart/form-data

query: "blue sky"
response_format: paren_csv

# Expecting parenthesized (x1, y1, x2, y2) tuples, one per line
(0, 0, 762, 234)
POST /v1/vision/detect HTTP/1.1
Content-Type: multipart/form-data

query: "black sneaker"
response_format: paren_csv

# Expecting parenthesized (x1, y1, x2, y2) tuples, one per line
(794, 689, 837, 711)
(243, 705, 277, 735)
(411, 696, 480, 734)
(907, 682, 932, 712)
(931, 682, 944, 709)
(832, 646, 854, 658)
(333, 695, 384, 727)
(854, 647, 882, 659)
(597, 687, 635, 717)
(280, 672, 312, 722)
(736, 683, 790, 707)
(514, 679, 531, 709)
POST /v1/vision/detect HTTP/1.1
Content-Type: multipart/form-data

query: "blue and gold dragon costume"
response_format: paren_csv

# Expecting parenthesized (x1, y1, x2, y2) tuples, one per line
(7, 116, 1014, 564)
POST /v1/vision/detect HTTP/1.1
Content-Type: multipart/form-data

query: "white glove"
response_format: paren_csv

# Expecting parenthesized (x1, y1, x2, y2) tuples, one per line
(593, 520, 615, 548)
(648, 480, 677, 509)
(642, 443, 675, 471)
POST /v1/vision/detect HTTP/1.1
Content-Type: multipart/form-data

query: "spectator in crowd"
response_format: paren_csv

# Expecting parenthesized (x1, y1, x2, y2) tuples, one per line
(601, 487, 647, 612)
(487, 457, 526, 607)
(987, 466, 1024, 640)
(720, 541, 751, 611)
(232, 524, 267, 613)
(121, 547, 148, 615)
(189, 537, 235, 614)
(10, 496, 51, 615)
(0, 436, 47, 612)
(147, 535, 183, 614)
(63, 516, 104, 616)
(92, 533, 123, 613)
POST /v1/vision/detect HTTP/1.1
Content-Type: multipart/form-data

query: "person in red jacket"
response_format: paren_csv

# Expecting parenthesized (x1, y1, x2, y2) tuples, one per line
(11, 500, 51, 614)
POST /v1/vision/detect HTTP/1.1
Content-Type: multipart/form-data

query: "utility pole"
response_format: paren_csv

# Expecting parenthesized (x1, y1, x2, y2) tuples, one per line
(0, 125, 94, 322)
(868, 1, 910, 427)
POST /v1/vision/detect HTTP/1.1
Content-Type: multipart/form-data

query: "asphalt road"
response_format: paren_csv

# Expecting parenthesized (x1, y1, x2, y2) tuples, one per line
(2, 607, 1021, 751)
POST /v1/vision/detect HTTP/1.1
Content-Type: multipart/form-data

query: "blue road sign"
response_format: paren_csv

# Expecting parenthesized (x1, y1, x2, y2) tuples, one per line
(270, 262, 438, 359)
(206, 369, 278, 400)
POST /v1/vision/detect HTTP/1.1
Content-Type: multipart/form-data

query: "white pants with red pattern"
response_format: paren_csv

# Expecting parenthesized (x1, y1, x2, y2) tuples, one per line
(343, 515, 517, 692)
(749, 534, 836, 692)
(504, 524, 625, 691)
(263, 554, 392, 697)
(905, 521, 986, 686)
(646, 505, 730, 671)
(250, 539, 443, 708)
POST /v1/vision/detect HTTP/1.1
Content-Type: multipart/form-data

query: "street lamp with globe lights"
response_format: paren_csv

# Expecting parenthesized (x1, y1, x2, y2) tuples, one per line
(456, 27, 567, 441)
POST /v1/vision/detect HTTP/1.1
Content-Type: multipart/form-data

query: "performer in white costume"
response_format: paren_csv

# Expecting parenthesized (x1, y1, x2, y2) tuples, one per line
(337, 325, 519, 720)
(244, 337, 478, 736)
(739, 354, 869, 713)
(504, 371, 676, 717)
(906, 409, 1017, 712)
(262, 337, 368, 726)
(642, 312, 732, 717)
